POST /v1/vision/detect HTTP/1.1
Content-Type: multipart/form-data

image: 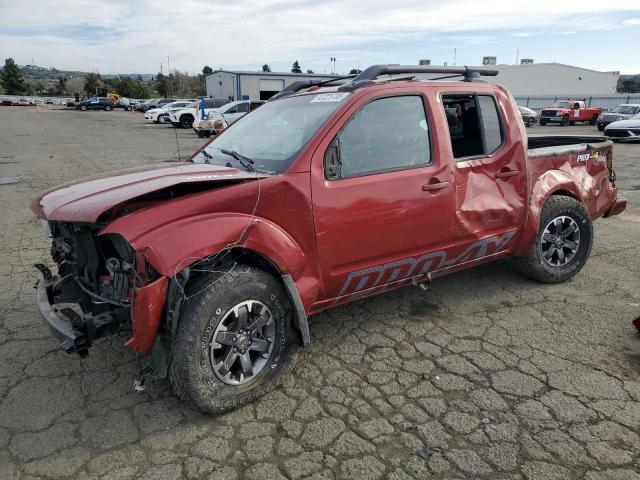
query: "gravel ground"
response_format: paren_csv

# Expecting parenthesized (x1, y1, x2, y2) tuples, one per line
(0, 106, 639, 480)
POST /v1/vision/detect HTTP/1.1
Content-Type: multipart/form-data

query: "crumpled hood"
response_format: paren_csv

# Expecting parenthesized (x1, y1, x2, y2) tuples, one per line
(32, 162, 267, 222)
(605, 118, 640, 129)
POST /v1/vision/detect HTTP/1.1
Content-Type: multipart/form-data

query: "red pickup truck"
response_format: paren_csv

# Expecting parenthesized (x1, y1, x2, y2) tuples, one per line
(32, 65, 626, 413)
(539, 100, 603, 126)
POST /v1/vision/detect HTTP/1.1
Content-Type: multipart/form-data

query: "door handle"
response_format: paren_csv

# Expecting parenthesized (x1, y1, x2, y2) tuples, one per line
(495, 170, 520, 179)
(422, 181, 449, 192)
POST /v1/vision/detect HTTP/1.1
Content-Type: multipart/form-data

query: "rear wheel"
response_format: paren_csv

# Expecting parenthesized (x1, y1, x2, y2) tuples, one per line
(105, 105, 112, 111)
(169, 266, 299, 414)
(561, 115, 569, 126)
(597, 124, 605, 132)
(80, 105, 87, 111)
(540, 120, 547, 126)
(590, 115, 598, 126)
(180, 114, 194, 129)
(513, 195, 593, 283)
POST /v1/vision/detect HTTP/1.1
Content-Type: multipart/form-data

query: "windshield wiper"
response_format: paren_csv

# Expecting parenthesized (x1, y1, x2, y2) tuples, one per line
(220, 148, 255, 172)
(200, 149, 213, 163)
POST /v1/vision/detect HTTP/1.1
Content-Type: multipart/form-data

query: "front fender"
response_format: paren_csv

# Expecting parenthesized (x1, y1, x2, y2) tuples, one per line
(103, 212, 307, 280)
(512, 170, 583, 256)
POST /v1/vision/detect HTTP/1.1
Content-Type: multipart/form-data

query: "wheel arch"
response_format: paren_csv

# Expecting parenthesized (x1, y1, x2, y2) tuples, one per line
(513, 172, 583, 256)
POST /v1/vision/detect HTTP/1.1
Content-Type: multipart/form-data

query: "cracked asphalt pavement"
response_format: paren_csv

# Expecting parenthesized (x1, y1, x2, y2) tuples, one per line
(1, 107, 639, 480)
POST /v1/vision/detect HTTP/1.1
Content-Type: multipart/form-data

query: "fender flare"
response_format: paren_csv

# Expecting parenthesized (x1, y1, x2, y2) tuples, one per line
(513, 171, 583, 256)
(103, 213, 313, 345)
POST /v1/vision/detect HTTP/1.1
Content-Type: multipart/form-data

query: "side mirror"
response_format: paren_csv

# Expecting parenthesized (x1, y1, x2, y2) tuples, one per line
(324, 139, 342, 180)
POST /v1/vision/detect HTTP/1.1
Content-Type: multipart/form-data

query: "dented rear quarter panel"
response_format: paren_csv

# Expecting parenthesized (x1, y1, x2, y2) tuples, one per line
(513, 139, 616, 255)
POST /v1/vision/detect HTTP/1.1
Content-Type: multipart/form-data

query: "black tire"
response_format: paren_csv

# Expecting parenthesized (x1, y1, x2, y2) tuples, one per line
(561, 115, 569, 126)
(597, 124, 605, 132)
(540, 120, 546, 126)
(180, 114, 194, 129)
(169, 266, 299, 414)
(105, 105, 112, 111)
(80, 105, 87, 111)
(589, 115, 598, 126)
(513, 195, 593, 283)
(197, 131, 205, 138)
(569, 120, 575, 126)
(126, 106, 133, 111)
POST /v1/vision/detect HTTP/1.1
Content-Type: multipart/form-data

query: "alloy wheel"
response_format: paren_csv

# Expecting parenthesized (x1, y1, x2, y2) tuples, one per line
(210, 300, 276, 385)
(540, 215, 580, 266)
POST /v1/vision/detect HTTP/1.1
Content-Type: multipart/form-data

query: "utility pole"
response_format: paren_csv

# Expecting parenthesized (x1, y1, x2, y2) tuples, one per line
(453, 48, 457, 66)
(167, 56, 172, 98)
(515, 49, 520, 64)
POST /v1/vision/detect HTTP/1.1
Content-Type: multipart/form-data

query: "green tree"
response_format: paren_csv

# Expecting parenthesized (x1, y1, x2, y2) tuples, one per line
(55, 76, 67, 95)
(0, 58, 26, 95)
(262, 64, 271, 72)
(291, 61, 302, 73)
(202, 65, 213, 76)
(349, 68, 362, 75)
(155, 72, 169, 96)
(84, 72, 103, 95)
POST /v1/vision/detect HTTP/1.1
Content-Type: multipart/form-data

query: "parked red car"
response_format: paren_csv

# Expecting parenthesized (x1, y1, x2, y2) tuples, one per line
(539, 100, 602, 126)
(32, 65, 626, 413)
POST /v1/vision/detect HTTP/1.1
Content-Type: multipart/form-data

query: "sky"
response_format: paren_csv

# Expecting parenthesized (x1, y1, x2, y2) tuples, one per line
(0, 0, 639, 75)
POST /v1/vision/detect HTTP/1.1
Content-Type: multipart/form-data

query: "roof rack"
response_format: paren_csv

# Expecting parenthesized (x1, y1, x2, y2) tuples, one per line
(268, 65, 499, 100)
(338, 64, 499, 92)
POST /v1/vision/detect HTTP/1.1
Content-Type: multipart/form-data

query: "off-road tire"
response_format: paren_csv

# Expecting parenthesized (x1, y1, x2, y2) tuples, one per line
(169, 266, 299, 414)
(513, 195, 593, 283)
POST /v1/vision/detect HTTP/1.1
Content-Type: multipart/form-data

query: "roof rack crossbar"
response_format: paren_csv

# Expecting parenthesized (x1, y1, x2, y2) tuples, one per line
(356, 64, 498, 81)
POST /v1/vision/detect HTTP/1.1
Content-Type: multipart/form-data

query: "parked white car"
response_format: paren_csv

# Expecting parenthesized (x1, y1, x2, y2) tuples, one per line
(192, 100, 264, 137)
(144, 101, 194, 123)
(168, 99, 229, 129)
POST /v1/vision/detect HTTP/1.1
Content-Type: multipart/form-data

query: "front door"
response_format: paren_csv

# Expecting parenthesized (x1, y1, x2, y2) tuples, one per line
(311, 92, 455, 303)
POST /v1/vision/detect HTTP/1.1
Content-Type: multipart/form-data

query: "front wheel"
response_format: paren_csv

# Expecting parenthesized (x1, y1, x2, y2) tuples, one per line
(80, 105, 87, 111)
(169, 266, 299, 414)
(561, 115, 569, 126)
(105, 105, 112, 111)
(590, 115, 598, 126)
(597, 124, 605, 132)
(513, 195, 593, 283)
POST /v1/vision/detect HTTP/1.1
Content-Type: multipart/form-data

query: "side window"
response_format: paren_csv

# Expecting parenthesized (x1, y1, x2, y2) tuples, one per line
(236, 103, 249, 113)
(325, 95, 430, 179)
(478, 96, 504, 154)
(250, 102, 262, 111)
(225, 105, 239, 114)
(442, 94, 504, 159)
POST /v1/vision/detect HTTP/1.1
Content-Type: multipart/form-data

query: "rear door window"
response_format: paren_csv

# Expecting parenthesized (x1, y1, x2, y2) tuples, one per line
(442, 94, 504, 159)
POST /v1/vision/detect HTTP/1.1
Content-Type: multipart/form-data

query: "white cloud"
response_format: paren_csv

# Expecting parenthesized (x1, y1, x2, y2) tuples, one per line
(624, 18, 640, 25)
(0, 0, 639, 72)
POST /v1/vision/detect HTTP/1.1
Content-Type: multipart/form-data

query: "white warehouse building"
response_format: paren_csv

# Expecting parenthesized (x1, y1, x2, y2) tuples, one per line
(205, 70, 340, 101)
(206, 63, 620, 101)
(481, 63, 619, 96)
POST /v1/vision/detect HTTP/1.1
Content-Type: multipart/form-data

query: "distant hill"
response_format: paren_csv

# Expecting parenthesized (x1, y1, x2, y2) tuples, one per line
(18, 64, 154, 81)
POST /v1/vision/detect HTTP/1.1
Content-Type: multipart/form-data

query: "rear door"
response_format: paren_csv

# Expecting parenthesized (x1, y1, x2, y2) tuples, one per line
(440, 93, 526, 250)
(311, 91, 455, 301)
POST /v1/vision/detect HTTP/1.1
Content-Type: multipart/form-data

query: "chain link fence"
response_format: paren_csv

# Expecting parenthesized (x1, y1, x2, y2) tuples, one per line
(515, 94, 640, 111)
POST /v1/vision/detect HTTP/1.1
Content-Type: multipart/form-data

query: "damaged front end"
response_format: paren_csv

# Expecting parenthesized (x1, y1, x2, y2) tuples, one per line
(35, 221, 167, 357)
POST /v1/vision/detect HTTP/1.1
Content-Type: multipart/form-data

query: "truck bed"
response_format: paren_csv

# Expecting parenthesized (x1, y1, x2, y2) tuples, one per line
(527, 134, 609, 152)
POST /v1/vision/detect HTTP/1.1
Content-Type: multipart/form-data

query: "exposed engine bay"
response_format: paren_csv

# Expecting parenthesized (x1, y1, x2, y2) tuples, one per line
(40, 221, 147, 355)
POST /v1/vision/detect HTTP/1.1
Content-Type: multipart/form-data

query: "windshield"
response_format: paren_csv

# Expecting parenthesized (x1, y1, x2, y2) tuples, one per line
(611, 105, 639, 115)
(552, 101, 572, 108)
(196, 92, 349, 173)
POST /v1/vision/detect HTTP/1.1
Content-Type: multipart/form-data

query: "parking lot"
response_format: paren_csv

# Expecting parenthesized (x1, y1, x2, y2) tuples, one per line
(0, 106, 639, 480)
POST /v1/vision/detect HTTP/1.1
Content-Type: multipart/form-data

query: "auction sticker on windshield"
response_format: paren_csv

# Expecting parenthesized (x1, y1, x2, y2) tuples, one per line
(310, 93, 350, 103)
